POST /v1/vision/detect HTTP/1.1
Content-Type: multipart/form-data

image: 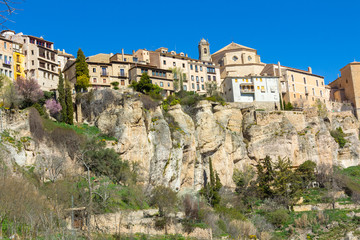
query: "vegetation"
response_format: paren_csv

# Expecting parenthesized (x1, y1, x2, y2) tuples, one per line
(58, 72, 67, 122)
(131, 72, 163, 99)
(200, 158, 222, 207)
(330, 127, 347, 148)
(75, 48, 90, 92)
(65, 80, 74, 125)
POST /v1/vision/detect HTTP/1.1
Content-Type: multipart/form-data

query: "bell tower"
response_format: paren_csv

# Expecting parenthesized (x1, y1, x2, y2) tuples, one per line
(198, 38, 211, 62)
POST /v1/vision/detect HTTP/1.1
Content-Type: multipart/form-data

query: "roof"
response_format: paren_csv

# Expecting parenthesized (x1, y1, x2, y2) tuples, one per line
(212, 42, 256, 56)
(265, 63, 324, 79)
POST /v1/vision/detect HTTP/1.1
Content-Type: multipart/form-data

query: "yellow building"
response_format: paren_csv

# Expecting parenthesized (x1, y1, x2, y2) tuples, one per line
(13, 42, 25, 79)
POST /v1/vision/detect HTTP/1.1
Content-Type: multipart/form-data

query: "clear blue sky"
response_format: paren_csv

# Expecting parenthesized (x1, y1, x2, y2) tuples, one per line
(4, 0, 360, 83)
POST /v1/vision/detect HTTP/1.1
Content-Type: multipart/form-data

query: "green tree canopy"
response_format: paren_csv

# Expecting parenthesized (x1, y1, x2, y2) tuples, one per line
(58, 72, 67, 123)
(75, 48, 90, 92)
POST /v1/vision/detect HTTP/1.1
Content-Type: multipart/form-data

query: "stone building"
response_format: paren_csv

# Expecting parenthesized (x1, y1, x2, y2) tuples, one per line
(328, 62, 360, 116)
(1, 30, 59, 91)
(261, 63, 327, 108)
(56, 49, 74, 73)
(135, 39, 221, 94)
(221, 76, 280, 108)
(211, 42, 266, 78)
(0, 34, 15, 79)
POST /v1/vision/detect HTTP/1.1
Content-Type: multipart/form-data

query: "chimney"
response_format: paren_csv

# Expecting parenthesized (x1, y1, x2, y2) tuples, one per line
(132, 50, 135, 55)
(122, 48, 124, 61)
(277, 61, 281, 77)
(308, 66, 312, 74)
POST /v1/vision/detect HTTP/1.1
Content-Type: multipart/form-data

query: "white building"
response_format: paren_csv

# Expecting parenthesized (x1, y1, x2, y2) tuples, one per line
(222, 76, 280, 106)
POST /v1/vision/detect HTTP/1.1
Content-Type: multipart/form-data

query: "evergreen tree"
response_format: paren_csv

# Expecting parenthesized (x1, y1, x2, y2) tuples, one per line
(75, 48, 90, 92)
(58, 72, 67, 123)
(200, 158, 222, 206)
(256, 155, 274, 199)
(65, 80, 74, 125)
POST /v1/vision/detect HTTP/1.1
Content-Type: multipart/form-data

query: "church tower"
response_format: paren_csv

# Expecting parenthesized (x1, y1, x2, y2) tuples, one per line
(198, 38, 211, 62)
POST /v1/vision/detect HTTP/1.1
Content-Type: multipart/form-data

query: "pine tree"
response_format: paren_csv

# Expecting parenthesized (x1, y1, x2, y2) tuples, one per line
(256, 155, 274, 199)
(75, 48, 90, 92)
(58, 72, 67, 123)
(200, 158, 222, 206)
(65, 80, 74, 125)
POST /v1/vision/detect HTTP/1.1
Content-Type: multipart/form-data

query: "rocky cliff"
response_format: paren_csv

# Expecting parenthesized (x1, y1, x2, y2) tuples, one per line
(78, 89, 360, 191)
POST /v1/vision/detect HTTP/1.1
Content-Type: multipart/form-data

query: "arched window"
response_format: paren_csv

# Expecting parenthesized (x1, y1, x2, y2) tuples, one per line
(204, 48, 207, 54)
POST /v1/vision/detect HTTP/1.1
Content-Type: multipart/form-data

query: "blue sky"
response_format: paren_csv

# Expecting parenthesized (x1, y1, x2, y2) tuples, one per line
(4, 0, 360, 83)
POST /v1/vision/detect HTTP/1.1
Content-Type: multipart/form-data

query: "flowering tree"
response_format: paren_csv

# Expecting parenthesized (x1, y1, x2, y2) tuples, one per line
(15, 78, 44, 108)
(45, 99, 62, 116)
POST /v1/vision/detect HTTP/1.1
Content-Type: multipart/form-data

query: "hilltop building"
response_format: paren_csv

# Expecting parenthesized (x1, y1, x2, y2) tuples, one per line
(328, 62, 360, 116)
(0, 34, 15, 79)
(261, 63, 327, 108)
(56, 49, 74, 73)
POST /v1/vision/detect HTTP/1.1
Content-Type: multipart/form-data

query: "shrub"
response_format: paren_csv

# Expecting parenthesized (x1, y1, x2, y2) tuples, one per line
(50, 127, 82, 159)
(183, 195, 199, 220)
(45, 99, 62, 116)
(32, 103, 48, 118)
(264, 208, 290, 228)
(140, 94, 159, 111)
(29, 107, 45, 141)
(330, 127, 347, 148)
(284, 102, 293, 110)
(228, 220, 257, 240)
(250, 214, 274, 233)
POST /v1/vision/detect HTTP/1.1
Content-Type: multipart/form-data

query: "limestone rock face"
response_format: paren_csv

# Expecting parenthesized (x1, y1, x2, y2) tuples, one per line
(80, 90, 360, 191)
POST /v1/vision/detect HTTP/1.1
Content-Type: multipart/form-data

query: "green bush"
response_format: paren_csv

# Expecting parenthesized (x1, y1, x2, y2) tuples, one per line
(265, 209, 290, 228)
(330, 127, 347, 148)
(32, 103, 48, 118)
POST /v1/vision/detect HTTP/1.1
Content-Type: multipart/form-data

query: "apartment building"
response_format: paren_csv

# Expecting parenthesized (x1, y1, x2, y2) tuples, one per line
(63, 51, 138, 89)
(13, 42, 25, 80)
(135, 39, 221, 94)
(56, 49, 74, 73)
(129, 64, 174, 96)
(0, 35, 14, 79)
(221, 76, 280, 106)
(261, 63, 326, 107)
(328, 62, 360, 116)
(1, 30, 59, 91)
(211, 42, 266, 79)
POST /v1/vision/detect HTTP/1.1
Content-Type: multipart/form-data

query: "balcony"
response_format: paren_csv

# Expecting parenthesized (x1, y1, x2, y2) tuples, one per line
(118, 72, 127, 77)
(101, 72, 109, 77)
(3, 60, 11, 66)
(240, 88, 255, 93)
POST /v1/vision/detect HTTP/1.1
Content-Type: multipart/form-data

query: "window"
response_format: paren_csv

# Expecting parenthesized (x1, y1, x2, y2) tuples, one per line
(207, 67, 215, 73)
(191, 75, 194, 81)
(201, 77, 204, 82)
(31, 50, 34, 55)
(320, 90, 323, 97)
(168, 83, 170, 87)
(192, 83, 195, 89)
(93, 78, 97, 83)
(248, 56, 252, 61)
(9, 71, 12, 78)
(173, 62, 176, 66)
(196, 76, 199, 82)
(195, 65, 198, 72)
(204, 48, 207, 54)
(200, 66, 203, 71)
(292, 84, 295, 92)
(163, 60, 166, 65)
(183, 85, 187, 91)
(197, 84, 200, 90)
(103, 79, 106, 83)
(190, 64, 193, 70)
(303, 77, 306, 84)
(133, 57, 138, 62)
(291, 75, 294, 81)
(160, 82, 163, 87)
(321, 81, 324, 86)
(124, 58, 127, 61)
(300, 95, 302, 99)
(9, 57, 11, 63)
(101, 67, 107, 76)
(120, 69, 125, 76)
(32, 60, 34, 65)
(0, 54, 2, 60)
(201, 85, 204, 90)
(208, 75, 211, 81)
(121, 80, 125, 86)
(182, 63, 185, 68)
(4, 42, 6, 49)
(316, 80, 319, 86)
(4, 56, 7, 62)
(93, 68, 96, 73)
(213, 76, 216, 81)
(232, 56, 238, 61)
(294, 94, 296, 98)
(312, 88, 315, 96)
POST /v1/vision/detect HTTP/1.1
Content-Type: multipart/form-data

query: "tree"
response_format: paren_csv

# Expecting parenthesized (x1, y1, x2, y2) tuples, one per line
(256, 155, 274, 199)
(151, 186, 178, 234)
(15, 78, 44, 108)
(75, 48, 90, 92)
(295, 160, 316, 188)
(45, 99, 62, 119)
(57, 72, 67, 122)
(65, 80, 74, 125)
(131, 72, 162, 95)
(200, 158, 222, 207)
(0, 0, 22, 25)
(1, 77, 20, 109)
(206, 82, 218, 96)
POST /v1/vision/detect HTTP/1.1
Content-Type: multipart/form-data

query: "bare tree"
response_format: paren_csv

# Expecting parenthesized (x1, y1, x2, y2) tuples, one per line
(0, 0, 23, 26)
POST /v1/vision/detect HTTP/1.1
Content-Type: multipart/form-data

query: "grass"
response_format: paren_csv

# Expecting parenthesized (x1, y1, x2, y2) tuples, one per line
(301, 188, 328, 205)
(340, 166, 360, 184)
(42, 119, 117, 141)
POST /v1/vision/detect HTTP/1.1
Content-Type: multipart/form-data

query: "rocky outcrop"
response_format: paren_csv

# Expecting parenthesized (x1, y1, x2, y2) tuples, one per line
(79, 89, 360, 191)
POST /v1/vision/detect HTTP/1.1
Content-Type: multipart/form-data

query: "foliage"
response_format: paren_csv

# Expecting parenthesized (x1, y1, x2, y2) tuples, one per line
(82, 138, 131, 184)
(232, 165, 255, 193)
(32, 102, 48, 118)
(151, 185, 178, 217)
(314, 99, 328, 117)
(45, 99, 62, 116)
(75, 48, 90, 92)
(58, 72, 67, 123)
(131, 73, 163, 98)
(330, 127, 347, 148)
(206, 93, 225, 105)
(1, 77, 21, 109)
(264, 208, 290, 228)
(110, 81, 119, 90)
(295, 160, 316, 188)
(15, 78, 44, 108)
(284, 102, 293, 111)
(171, 67, 185, 92)
(65, 80, 74, 125)
(200, 158, 222, 207)
(140, 94, 159, 111)
(256, 156, 274, 199)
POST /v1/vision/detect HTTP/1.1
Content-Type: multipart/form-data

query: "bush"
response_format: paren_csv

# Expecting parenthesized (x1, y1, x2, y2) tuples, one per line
(264, 208, 290, 228)
(32, 103, 48, 118)
(45, 99, 62, 118)
(228, 220, 257, 240)
(330, 127, 347, 148)
(140, 94, 159, 111)
(29, 107, 45, 141)
(50, 127, 82, 159)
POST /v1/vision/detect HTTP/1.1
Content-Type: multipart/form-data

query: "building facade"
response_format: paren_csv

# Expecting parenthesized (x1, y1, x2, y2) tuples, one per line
(56, 49, 74, 73)
(221, 76, 280, 106)
(328, 62, 360, 116)
(2, 30, 59, 91)
(261, 63, 327, 108)
(0, 35, 14, 79)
